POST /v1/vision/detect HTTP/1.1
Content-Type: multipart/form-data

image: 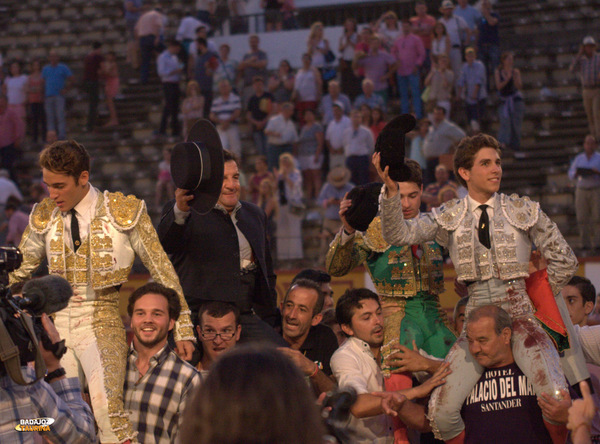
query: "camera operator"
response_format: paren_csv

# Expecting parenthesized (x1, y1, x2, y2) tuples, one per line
(0, 313, 96, 443)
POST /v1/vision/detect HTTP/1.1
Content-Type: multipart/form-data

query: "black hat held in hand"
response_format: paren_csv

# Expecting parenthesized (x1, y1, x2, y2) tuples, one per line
(170, 119, 225, 215)
(344, 182, 383, 232)
(375, 114, 416, 182)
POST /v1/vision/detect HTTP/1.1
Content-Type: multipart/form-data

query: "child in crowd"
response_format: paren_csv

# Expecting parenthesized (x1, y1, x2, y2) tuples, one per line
(181, 80, 205, 137)
(100, 51, 120, 127)
(155, 147, 174, 211)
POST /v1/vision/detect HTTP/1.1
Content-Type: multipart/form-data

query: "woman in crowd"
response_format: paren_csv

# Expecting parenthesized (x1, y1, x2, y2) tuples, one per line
(360, 103, 372, 127)
(307, 21, 334, 93)
(376, 11, 402, 51)
(295, 108, 324, 201)
(275, 153, 303, 261)
(180, 346, 326, 444)
(338, 17, 361, 100)
(3, 60, 28, 124)
(370, 106, 387, 141)
(212, 43, 238, 94)
(268, 59, 295, 110)
(424, 53, 454, 117)
(431, 21, 451, 64)
(181, 80, 205, 137)
(26, 59, 45, 143)
(495, 51, 524, 151)
(100, 51, 120, 127)
(292, 53, 321, 125)
(249, 155, 274, 204)
(256, 177, 278, 256)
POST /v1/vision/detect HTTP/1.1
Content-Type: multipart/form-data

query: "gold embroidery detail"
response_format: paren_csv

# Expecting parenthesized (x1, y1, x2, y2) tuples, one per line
(364, 217, 390, 252)
(106, 192, 143, 229)
(30, 198, 57, 232)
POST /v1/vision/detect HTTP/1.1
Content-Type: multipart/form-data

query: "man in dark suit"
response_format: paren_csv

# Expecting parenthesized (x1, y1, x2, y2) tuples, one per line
(158, 149, 285, 344)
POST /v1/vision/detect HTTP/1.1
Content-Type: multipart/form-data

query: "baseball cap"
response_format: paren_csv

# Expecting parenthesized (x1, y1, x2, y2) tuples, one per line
(583, 36, 597, 46)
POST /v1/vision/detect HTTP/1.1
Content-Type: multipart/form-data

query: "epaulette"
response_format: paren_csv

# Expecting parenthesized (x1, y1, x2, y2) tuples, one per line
(432, 198, 467, 231)
(501, 193, 539, 230)
(363, 217, 390, 252)
(29, 198, 58, 234)
(104, 191, 145, 232)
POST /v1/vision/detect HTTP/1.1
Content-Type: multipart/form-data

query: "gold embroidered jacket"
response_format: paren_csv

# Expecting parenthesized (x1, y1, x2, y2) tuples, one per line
(326, 217, 444, 297)
(9, 190, 195, 342)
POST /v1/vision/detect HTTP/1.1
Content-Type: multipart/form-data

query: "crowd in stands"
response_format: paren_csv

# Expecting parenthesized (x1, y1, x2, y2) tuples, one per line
(0, 0, 597, 264)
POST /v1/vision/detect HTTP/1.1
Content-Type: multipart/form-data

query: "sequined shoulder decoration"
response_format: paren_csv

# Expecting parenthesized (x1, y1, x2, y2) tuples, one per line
(364, 217, 391, 252)
(104, 191, 145, 232)
(432, 198, 466, 231)
(29, 198, 58, 234)
(501, 193, 539, 230)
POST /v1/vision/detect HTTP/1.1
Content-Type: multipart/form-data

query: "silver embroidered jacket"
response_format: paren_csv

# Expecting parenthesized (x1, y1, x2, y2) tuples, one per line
(380, 190, 578, 296)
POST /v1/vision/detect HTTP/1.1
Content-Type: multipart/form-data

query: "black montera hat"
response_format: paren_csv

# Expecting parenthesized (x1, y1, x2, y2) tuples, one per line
(170, 119, 224, 215)
(375, 114, 416, 182)
(344, 182, 383, 232)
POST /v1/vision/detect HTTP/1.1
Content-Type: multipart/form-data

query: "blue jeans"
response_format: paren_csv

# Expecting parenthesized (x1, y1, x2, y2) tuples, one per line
(253, 131, 267, 156)
(497, 97, 524, 150)
(397, 72, 422, 118)
(465, 99, 486, 125)
(45, 95, 66, 139)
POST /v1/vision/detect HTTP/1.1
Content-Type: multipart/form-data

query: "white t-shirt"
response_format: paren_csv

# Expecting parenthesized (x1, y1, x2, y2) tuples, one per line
(325, 116, 352, 151)
(5, 75, 28, 105)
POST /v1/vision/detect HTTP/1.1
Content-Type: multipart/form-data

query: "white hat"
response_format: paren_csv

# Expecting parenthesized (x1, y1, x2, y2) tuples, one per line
(583, 36, 597, 46)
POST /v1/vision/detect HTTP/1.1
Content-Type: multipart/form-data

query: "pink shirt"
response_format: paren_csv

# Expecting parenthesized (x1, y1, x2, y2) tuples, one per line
(355, 50, 395, 92)
(0, 107, 25, 147)
(6, 209, 29, 246)
(410, 15, 436, 49)
(391, 33, 425, 77)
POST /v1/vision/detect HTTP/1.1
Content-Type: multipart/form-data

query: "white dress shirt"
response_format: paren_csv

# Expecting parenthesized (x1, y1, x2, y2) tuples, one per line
(62, 185, 98, 251)
(331, 337, 394, 443)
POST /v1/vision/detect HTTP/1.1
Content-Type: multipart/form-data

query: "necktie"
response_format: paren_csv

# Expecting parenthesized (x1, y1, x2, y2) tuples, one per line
(478, 204, 491, 249)
(70, 209, 81, 252)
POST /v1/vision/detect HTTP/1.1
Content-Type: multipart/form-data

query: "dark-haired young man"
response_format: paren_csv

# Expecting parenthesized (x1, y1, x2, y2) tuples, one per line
(331, 288, 449, 444)
(278, 279, 338, 396)
(124, 283, 201, 443)
(159, 150, 285, 346)
(376, 133, 588, 443)
(10, 140, 195, 443)
(196, 301, 241, 377)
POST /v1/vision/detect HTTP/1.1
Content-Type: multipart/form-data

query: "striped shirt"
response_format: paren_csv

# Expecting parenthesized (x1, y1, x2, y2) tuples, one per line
(124, 344, 201, 443)
(0, 368, 96, 443)
(572, 53, 600, 88)
(210, 93, 241, 123)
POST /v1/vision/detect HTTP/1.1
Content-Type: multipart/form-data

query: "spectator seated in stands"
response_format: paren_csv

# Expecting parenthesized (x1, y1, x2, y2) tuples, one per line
(421, 164, 458, 211)
(354, 78, 385, 112)
(319, 80, 351, 127)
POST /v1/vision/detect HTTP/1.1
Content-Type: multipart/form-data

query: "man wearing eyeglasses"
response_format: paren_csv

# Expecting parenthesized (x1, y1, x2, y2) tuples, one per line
(195, 301, 242, 378)
(124, 283, 201, 443)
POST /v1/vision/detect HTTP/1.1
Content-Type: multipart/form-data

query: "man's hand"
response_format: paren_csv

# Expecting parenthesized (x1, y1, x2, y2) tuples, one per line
(568, 381, 596, 431)
(372, 152, 398, 197)
(528, 250, 548, 274)
(175, 340, 194, 361)
(538, 389, 571, 424)
(39, 313, 62, 372)
(278, 347, 316, 375)
(387, 340, 442, 374)
(406, 362, 451, 400)
(371, 391, 408, 417)
(175, 188, 194, 212)
(339, 192, 355, 234)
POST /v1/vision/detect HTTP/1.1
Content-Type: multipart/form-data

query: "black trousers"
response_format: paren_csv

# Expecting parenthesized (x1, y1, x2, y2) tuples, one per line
(160, 82, 180, 136)
(83, 80, 100, 130)
(29, 102, 46, 142)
